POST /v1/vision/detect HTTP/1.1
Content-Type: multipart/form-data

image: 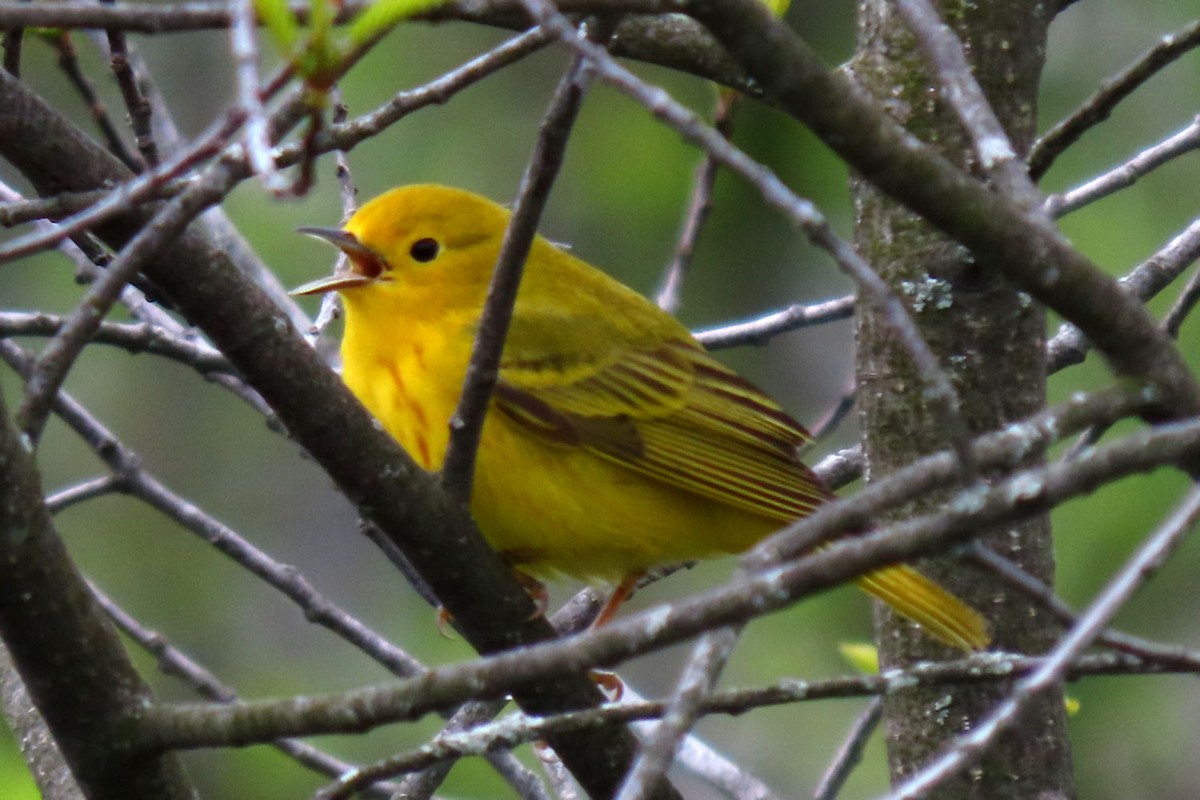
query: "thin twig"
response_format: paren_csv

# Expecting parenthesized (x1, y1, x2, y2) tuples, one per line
(0, 184, 176, 226)
(101, 4, 159, 168)
(620, 683, 782, 800)
(1162, 262, 1200, 338)
(230, 0, 287, 193)
(965, 543, 1200, 671)
(539, 747, 583, 800)
(307, 90, 358, 345)
(0, 312, 231, 374)
(316, 698, 537, 800)
(135, 646, 1199, 754)
(15, 176, 232, 445)
(882, 485, 1200, 800)
(89, 583, 399, 799)
(657, 90, 739, 313)
(894, 0, 1039, 208)
(0, 0, 673, 32)
(809, 379, 856, 442)
(1045, 116, 1200, 218)
(441, 19, 607, 499)
(1030, 19, 1200, 179)
(0, 109, 244, 263)
(1047, 216, 1200, 372)
(378, 590, 612, 800)
(50, 30, 142, 171)
(744, 390, 1156, 570)
(616, 627, 741, 800)
(44, 475, 123, 515)
(694, 295, 855, 350)
(812, 698, 883, 800)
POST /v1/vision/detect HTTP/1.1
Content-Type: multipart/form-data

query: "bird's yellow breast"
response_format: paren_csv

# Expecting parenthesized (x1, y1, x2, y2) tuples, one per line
(340, 294, 465, 472)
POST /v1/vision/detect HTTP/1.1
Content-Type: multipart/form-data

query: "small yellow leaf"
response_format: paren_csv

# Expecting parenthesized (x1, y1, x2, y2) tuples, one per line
(839, 642, 880, 675)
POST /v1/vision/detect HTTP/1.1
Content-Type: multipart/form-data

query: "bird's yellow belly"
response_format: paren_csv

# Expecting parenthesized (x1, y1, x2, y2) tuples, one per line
(470, 413, 780, 582)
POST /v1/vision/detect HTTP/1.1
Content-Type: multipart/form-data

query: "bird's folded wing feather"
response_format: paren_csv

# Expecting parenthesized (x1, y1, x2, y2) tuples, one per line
(494, 318, 826, 520)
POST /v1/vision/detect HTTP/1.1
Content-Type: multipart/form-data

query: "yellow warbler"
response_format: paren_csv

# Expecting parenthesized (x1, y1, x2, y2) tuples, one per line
(294, 185, 988, 650)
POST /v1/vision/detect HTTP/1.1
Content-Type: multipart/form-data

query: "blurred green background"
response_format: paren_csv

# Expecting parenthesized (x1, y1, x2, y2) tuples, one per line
(2, 1, 1200, 797)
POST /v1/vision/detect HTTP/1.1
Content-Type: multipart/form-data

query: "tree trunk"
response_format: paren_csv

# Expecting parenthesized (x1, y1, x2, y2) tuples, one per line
(851, 1, 1076, 797)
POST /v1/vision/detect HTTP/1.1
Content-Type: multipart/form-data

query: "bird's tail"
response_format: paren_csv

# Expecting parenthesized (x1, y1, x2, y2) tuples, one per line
(856, 564, 990, 651)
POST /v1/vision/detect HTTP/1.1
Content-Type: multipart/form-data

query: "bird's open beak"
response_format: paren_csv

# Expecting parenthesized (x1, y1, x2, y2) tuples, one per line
(290, 227, 382, 296)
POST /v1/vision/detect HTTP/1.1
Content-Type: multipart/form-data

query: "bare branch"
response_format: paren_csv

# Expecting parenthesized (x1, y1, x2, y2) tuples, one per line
(884, 484, 1200, 799)
(15, 175, 230, 445)
(90, 583, 399, 799)
(683, 0, 1199, 419)
(1047, 216, 1200, 372)
(0, 312, 232, 374)
(694, 295, 855, 350)
(812, 698, 883, 800)
(1030, 18, 1200, 179)
(520, 0, 976, 473)
(44, 475, 123, 514)
(1045, 116, 1200, 218)
(657, 90, 739, 313)
(441, 21, 604, 499)
(616, 627, 741, 800)
(135, 643, 1199, 754)
(1163, 262, 1200, 338)
(229, 0, 287, 193)
(0, 356, 194, 800)
(894, 0, 1039, 208)
(50, 32, 142, 171)
(101, 16, 160, 168)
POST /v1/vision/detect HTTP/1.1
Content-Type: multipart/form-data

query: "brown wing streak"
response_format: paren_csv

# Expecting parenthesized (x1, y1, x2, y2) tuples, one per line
(494, 340, 828, 521)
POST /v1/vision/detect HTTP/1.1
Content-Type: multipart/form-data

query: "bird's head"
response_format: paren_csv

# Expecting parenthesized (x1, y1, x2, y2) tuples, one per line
(292, 184, 507, 308)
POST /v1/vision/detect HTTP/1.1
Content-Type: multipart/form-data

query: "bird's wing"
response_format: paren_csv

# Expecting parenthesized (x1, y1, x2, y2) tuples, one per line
(496, 315, 991, 652)
(495, 324, 825, 521)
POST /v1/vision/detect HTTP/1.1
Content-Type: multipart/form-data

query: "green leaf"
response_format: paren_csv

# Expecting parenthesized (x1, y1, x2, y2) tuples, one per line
(255, 0, 300, 52)
(348, 0, 448, 46)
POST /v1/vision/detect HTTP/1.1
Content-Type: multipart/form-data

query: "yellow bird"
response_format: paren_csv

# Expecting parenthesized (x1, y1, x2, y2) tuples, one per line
(294, 185, 988, 650)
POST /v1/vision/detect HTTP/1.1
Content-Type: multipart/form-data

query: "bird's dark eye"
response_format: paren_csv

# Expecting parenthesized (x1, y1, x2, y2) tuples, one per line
(410, 238, 440, 263)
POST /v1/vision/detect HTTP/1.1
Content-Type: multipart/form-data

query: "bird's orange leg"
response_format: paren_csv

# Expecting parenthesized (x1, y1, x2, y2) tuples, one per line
(588, 571, 645, 701)
(592, 571, 644, 629)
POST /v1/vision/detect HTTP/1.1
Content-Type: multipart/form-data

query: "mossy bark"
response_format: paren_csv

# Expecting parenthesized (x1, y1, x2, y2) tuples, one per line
(852, 2, 1076, 797)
